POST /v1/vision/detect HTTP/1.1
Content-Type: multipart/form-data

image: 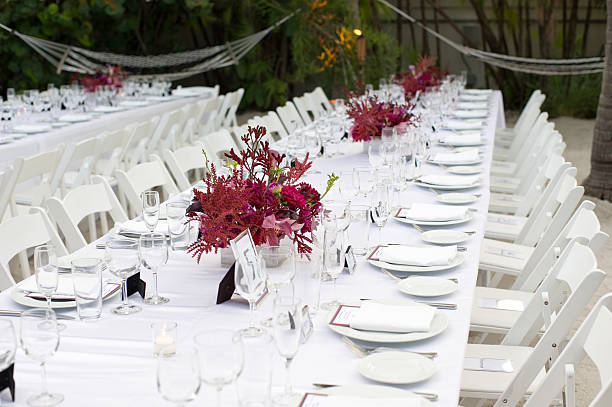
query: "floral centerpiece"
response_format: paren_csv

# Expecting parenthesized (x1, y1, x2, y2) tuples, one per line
(186, 125, 337, 262)
(396, 55, 445, 99)
(345, 96, 413, 142)
(73, 65, 127, 92)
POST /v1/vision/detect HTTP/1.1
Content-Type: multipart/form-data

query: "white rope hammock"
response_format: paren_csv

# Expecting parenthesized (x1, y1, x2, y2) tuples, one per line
(377, 0, 605, 75)
(0, 11, 297, 80)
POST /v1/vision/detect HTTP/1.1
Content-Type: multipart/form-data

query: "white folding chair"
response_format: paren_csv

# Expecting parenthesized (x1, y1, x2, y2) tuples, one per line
(232, 124, 250, 151)
(46, 175, 128, 252)
(50, 136, 99, 197)
(261, 111, 289, 140)
(114, 156, 179, 218)
(0, 166, 17, 221)
(122, 119, 156, 170)
(0, 207, 68, 286)
(148, 109, 183, 156)
(93, 128, 134, 180)
(276, 101, 305, 133)
(495, 90, 544, 145)
(195, 96, 223, 137)
(292, 95, 314, 125)
(162, 144, 206, 191)
(520, 293, 612, 407)
(222, 88, 244, 128)
(201, 129, 241, 167)
(311, 86, 333, 113)
(461, 238, 605, 405)
(247, 117, 275, 144)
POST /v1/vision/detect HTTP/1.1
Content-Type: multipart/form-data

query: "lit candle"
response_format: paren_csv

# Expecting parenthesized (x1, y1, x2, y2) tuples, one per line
(153, 326, 176, 357)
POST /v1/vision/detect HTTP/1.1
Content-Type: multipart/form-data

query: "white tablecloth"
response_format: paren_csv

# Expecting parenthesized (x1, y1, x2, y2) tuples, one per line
(0, 92, 504, 406)
(0, 95, 209, 171)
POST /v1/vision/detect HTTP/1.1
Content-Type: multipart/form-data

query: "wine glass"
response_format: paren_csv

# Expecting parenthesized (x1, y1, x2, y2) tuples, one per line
(194, 330, 244, 407)
(139, 232, 169, 305)
(259, 246, 295, 326)
(20, 309, 63, 407)
(321, 221, 345, 310)
(370, 184, 391, 246)
(271, 296, 303, 406)
(33, 245, 65, 332)
(142, 190, 160, 232)
(234, 260, 266, 337)
(324, 200, 350, 246)
(157, 347, 201, 407)
(368, 143, 384, 169)
(106, 239, 141, 315)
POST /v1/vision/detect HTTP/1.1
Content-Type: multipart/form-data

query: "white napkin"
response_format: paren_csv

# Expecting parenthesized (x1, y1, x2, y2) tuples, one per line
(318, 395, 421, 407)
(58, 114, 92, 122)
(18, 276, 75, 296)
(119, 219, 169, 235)
(441, 133, 483, 146)
(453, 110, 488, 119)
(377, 245, 457, 266)
(432, 149, 480, 163)
(402, 203, 468, 221)
(463, 89, 492, 95)
(349, 301, 436, 333)
(459, 94, 489, 102)
(444, 119, 483, 130)
(457, 101, 488, 110)
(419, 174, 480, 186)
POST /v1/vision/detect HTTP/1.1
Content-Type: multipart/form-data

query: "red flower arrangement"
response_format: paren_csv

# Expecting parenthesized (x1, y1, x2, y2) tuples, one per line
(185, 125, 338, 262)
(396, 55, 445, 99)
(73, 65, 127, 92)
(346, 96, 414, 142)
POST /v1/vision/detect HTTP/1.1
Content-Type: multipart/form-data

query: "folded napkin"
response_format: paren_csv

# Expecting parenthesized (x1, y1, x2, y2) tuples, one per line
(459, 94, 489, 102)
(440, 133, 483, 146)
(419, 174, 480, 186)
(402, 203, 468, 221)
(18, 277, 75, 296)
(349, 301, 436, 333)
(453, 110, 489, 119)
(432, 149, 480, 163)
(318, 396, 421, 407)
(463, 89, 492, 95)
(444, 119, 483, 131)
(457, 101, 488, 110)
(377, 245, 457, 267)
(119, 219, 169, 235)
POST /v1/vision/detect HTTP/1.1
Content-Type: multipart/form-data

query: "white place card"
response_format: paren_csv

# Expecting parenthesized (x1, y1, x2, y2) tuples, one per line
(395, 207, 410, 218)
(487, 215, 521, 225)
(477, 297, 525, 311)
(464, 357, 514, 372)
(485, 246, 529, 260)
(329, 304, 360, 327)
(299, 393, 328, 407)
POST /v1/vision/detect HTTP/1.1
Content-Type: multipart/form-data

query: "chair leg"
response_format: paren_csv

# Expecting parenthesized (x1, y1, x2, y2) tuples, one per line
(88, 213, 96, 242)
(18, 250, 30, 280)
(100, 212, 109, 235)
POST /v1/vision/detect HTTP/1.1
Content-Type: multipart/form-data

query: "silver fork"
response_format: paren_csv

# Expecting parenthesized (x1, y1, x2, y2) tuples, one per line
(343, 336, 437, 359)
(380, 267, 458, 284)
(312, 383, 438, 401)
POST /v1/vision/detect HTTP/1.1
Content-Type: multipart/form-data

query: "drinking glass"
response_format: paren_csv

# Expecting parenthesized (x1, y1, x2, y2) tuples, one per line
(20, 309, 62, 407)
(370, 184, 391, 246)
(157, 347, 201, 406)
(321, 222, 345, 310)
(167, 202, 190, 251)
(259, 246, 295, 326)
(294, 247, 323, 316)
(142, 190, 160, 232)
(139, 232, 169, 305)
(194, 330, 244, 407)
(272, 296, 303, 406)
(348, 203, 371, 256)
(304, 130, 321, 159)
(352, 166, 372, 197)
(381, 127, 393, 143)
(6, 88, 15, 103)
(234, 260, 266, 337)
(237, 333, 273, 407)
(34, 245, 65, 331)
(106, 239, 141, 315)
(368, 143, 384, 169)
(71, 258, 102, 320)
(324, 200, 350, 247)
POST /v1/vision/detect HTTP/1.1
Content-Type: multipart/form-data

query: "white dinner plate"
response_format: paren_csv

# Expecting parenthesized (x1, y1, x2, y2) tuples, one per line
(12, 124, 52, 134)
(118, 100, 150, 108)
(447, 166, 483, 175)
(327, 299, 449, 343)
(93, 106, 125, 113)
(58, 114, 93, 123)
(427, 157, 484, 166)
(11, 282, 121, 309)
(420, 230, 470, 245)
(52, 253, 106, 271)
(0, 137, 14, 145)
(145, 96, 172, 102)
(398, 276, 459, 297)
(358, 351, 436, 384)
(439, 138, 486, 147)
(394, 208, 473, 226)
(317, 384, 433, 406)
(366, 246, 465, 273)
(434, 192, 479, 204)
(415, 180, 481, 190)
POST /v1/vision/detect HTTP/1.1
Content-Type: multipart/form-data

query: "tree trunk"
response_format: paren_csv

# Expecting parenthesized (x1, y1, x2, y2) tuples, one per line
(583, 0, 612, 201)
(420, 0, 429, 54)
(407, 0, 416, 48)
(582, 0, 593, 56)
(433, 0, 440, 64)
(396, 0, 403, 72)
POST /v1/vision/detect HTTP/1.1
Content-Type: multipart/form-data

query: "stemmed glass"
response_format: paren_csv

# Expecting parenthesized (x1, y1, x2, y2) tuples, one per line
(157, 347, 201, 407)
(142, 190, 160, 232)
(370, 184, 391, 246)
(234, 260, 266, 337)
(33, 245, 65, 332)
(194, 330, 243, 407)
(0, 320, 16, 400)
(20, 309, 63, 407)
(139, 232, 169, 305)
(106, 239, 141, 315)
(259, 245, 295, 326)
(271, 296, 303, 406)
(321, 221, 346, 310)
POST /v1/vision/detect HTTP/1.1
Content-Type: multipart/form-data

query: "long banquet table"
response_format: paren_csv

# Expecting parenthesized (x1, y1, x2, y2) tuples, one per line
(0, 92, 504, 406)
(0, 93, 211, 171)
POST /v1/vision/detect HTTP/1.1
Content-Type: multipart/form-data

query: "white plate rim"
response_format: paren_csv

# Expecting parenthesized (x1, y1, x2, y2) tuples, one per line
(434, 192, 479, 204)
(420, 230, 470, 245)
(357, 351, 436, 384)
(427, 158, 484, 166)
(394, 210, 473, 226)
(11, 282, 121, 309)
(446, 166, 483, 175)
(12, 124, 52, 134)
(366, 247, 465, 273)
(398, 276, 459, 297)
(415, 180, 481, 190)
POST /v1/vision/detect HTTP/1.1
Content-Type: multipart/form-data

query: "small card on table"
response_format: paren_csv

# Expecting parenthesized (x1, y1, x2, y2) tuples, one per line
(329, 304, 360, 327)
(299, 393, 328, 407)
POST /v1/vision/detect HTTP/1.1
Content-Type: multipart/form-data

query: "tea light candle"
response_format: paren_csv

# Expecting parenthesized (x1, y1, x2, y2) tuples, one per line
(152, 322, 177, 357)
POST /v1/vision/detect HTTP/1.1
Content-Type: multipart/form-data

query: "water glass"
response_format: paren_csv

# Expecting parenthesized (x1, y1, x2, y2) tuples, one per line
(194, 330, 244, 407)
(139, 232, 169, 305)
(152, 321, 178, 357)
(381, 127, 393, 143)
(167, 202, 190, 251)
(368, 143, 384, 169)
(20, 309, 63, 407)
(237, 333, 273, 407)
(370, 184, 392, 246)
(294, 247, 323, 316)
(259, 246, 295, 294)
(272, 296, 303, 406)
(348, 203, 371, 255)
(71, 258, 102, 320)
(142, 190, 160, 232)
(321, 223, 345, 310)
(106, 239, 141, 315)
(234, 260, 266, 337)
(352, 166, 372, 196)
(34, 245, 58, 311)
(157, 347, 201, 406)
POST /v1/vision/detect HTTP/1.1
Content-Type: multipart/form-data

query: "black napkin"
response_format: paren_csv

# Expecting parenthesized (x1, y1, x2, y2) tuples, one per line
(216, 262, 236, 304)
(126, 272, 146, 298)
(0, 364, 15, 402)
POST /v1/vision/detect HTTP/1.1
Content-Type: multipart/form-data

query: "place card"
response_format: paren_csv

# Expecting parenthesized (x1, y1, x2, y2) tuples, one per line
(299, 393, 328, 407)
(487, 215, 521, 225)
(366, 245, 385, 262)
(485, 246, 529, 260)
(301, 305, 313, 344)
(329, 304, 360, 327)
(464, 357, 514, 372)
(344, 246, 356, 274)
(127, 272, 146, 299)
(395, 207, 409, 218)
(216, 262, 236, 304)
(0, 363, 15, 402)
(477, 298, 525, 312)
